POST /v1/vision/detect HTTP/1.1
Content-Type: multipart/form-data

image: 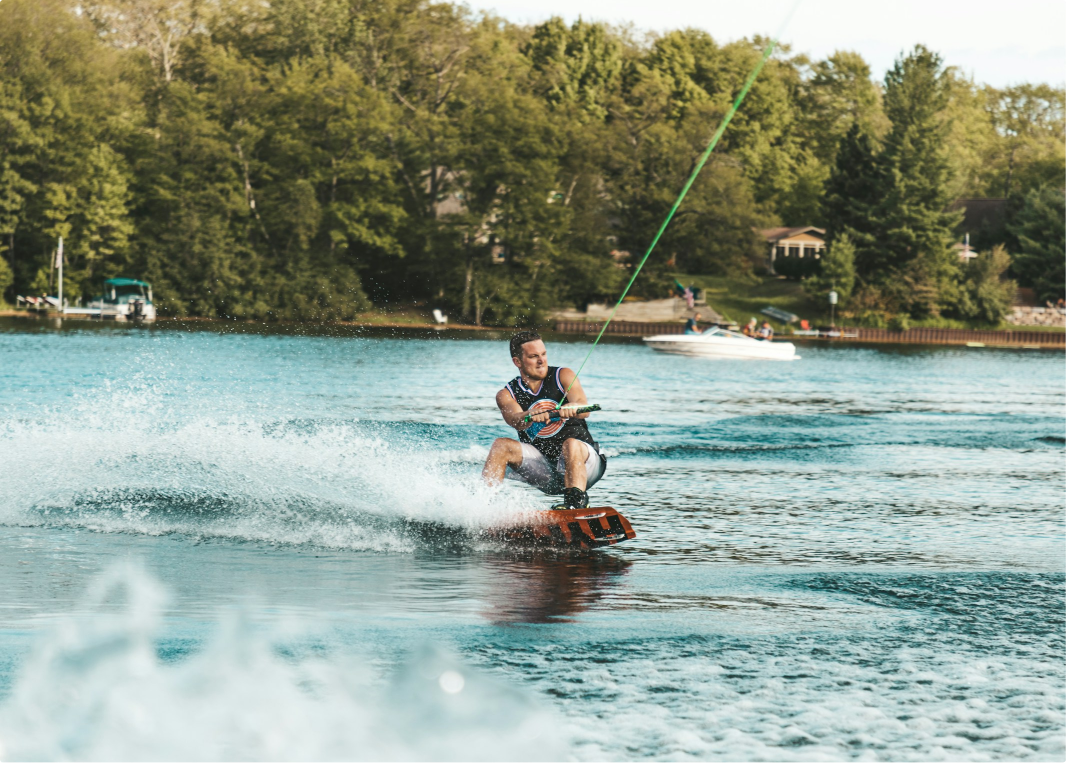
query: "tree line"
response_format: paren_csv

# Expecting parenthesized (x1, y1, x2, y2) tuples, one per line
(0, 0, 1062, 325)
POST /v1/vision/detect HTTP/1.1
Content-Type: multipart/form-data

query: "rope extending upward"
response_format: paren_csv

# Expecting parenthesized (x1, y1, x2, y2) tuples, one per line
(561, 4, 799, 403)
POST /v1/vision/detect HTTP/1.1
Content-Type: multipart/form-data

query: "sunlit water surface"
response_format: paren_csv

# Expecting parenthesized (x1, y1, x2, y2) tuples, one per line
(0, 319, 1063, 761)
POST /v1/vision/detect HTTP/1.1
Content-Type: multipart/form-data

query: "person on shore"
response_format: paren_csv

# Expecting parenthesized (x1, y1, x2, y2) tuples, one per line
(742, 318, 758, 337)
(757, 321, 774, 340)
(685, 312, 702, 334)
(481, 331, 606, 510)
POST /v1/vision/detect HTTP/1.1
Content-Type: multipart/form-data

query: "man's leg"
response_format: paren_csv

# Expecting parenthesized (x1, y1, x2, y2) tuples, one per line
(482, 437, 524, 486)
(561, 438, 588, 490)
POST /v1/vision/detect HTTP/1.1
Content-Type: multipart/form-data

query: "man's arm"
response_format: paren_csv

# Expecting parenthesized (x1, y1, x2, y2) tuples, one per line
(497, 388, 538, 430)
(557, 368, 591, 419)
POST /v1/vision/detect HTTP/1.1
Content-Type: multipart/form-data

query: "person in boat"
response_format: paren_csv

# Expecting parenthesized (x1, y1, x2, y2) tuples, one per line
(685, 312, 702, 334)
(757, 320, 774, 340)
(482, 331, 606, 510)
(742, 318, 758, 337)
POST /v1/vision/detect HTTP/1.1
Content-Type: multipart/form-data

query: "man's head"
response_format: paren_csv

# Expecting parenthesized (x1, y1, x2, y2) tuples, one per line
(510, 330, 548, 379)
(694, 312, 701, 321)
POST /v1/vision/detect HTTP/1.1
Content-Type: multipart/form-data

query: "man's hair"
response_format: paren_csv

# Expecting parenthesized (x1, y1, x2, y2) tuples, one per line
(510, 330, 542, 359)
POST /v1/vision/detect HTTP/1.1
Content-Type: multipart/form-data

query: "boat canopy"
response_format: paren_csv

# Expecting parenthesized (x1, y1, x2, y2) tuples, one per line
(105, 278, 151, 288)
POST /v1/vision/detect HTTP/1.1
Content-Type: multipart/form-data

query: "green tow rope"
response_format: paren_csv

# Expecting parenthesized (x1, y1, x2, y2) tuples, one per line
(560, 11, 797, 405)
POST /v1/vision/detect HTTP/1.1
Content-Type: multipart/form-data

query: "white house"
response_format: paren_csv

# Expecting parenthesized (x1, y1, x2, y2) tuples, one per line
(758, 226, 825, 273)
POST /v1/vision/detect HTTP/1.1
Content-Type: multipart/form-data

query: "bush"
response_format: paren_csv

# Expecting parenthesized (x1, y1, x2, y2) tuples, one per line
(952, 245, 1017, 324)
(804, 233, 856, 304)
(888, 314, 910, 331)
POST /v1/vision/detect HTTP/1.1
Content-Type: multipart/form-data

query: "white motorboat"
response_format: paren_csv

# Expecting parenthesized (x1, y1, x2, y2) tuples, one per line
(87, 278, 157, 321)
(643, 326, 798, 361)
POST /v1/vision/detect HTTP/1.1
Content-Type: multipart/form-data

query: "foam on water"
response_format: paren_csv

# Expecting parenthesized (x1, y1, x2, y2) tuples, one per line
(2, 324, 1064, 761)
(0, 564, 565, 761)
(0, 378, 538, 551)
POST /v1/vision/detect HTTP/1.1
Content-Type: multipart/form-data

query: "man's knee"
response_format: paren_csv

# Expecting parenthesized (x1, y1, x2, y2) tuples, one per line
(491, 437, 523, 462)
(561, 438, 585, 459)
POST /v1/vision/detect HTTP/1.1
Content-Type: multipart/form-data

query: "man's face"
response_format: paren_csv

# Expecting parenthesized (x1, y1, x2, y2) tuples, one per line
(513, 339, 548, 380)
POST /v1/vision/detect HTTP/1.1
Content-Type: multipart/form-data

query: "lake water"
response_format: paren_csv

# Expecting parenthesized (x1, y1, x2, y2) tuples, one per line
(0, 318, 1063, 761)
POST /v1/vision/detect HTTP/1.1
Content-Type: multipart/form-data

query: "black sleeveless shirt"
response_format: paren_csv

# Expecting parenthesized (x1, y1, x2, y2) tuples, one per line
(505, 366, 600, 461)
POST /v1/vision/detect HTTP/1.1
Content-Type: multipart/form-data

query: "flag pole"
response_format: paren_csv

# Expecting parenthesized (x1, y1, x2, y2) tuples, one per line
(57, 236, 63, 314)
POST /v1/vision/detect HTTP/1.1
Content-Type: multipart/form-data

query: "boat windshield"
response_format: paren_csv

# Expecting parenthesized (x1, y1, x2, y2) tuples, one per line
(114, 284, 147, 298)
(102, 283, 149, 302)
(702, 326, 754, 340)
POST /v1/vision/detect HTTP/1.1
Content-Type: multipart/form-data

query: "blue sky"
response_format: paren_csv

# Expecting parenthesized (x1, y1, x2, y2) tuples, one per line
(467, 0, 1065, 88)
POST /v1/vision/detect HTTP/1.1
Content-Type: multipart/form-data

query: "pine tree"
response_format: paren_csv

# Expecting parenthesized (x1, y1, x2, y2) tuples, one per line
(822, 124, 883, 259)
(1009, 186, 1065, 302)
(804, 232, 856, 306)
(875, 46, 962, 317)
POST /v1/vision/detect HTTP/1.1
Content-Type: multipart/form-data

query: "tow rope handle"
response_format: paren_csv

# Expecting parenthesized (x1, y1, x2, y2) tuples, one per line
(523, 404, 601, 425)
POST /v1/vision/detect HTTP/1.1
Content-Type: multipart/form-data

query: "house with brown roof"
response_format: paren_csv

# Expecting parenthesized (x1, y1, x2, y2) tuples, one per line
(758, 227, 825, 273)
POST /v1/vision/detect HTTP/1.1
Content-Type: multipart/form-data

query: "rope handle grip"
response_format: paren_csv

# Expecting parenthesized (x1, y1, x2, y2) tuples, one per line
(523, 404, 601, 424)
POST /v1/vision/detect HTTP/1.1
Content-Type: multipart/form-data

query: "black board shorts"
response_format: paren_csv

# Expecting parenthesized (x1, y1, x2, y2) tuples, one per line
(506, 440, 606, 495)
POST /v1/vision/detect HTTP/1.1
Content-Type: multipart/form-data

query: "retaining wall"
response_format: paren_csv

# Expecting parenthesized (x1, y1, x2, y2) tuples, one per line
(553, 321, 1065, 348)
(1006, 306, 1066, 328)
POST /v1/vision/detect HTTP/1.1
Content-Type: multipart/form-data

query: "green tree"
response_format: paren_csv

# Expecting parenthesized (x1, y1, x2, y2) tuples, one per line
(0, 251, 13, 303)
(874, 46, 962, 316)
(804, 232, 856, 305)
(952, 245, 1016, 324)
(0, 79, 39, 278)
(823, 47, 968, 318)
(822, 124, 884, 261)
(796, 50, 887, 166)
(940, 72, 1000, 200)
(1008, 185, 1065, 302)
(988, 84, 1065, 199)
(524, 17, 624, 121)
(68, 143, 135, 297)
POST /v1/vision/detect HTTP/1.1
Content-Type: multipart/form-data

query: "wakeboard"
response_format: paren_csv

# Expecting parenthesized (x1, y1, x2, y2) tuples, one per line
(489, 507, 636, 549)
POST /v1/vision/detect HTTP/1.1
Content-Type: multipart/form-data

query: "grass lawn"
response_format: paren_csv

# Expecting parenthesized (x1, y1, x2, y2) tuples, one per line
(676, 273, 825, 327)
(351, 307, 435, 325)
(674, 273, 1065, 332)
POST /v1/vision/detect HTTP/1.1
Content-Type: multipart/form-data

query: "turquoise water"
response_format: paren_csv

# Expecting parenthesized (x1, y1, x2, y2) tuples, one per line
(0, 319, 1063, 760)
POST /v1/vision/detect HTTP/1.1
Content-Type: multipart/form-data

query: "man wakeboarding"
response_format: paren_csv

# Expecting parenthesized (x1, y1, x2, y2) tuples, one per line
(482, 331, 606, 510)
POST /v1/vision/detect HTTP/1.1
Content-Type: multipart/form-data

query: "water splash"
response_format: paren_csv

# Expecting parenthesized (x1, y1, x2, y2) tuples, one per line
(0, 381, 539, 551)
(0, 564, 564, 761)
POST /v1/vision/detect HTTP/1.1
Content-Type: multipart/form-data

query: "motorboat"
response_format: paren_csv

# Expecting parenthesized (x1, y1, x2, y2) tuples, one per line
(643, 326, 798, 360)
(87, 278, 157, 321)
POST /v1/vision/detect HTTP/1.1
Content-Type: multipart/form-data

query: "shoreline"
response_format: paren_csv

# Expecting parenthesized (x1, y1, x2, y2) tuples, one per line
(552, 319, 1065, 350)
(0, 310, 502, 332)
(3, 310, 1063, 349)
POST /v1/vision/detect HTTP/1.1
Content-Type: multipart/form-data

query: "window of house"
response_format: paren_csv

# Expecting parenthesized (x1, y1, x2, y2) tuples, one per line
(775, 246, 785, 259)
(788, 246, 800, 258)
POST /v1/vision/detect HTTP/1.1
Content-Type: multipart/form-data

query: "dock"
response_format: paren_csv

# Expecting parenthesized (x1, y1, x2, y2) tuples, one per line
(553, 321, 1065, 349)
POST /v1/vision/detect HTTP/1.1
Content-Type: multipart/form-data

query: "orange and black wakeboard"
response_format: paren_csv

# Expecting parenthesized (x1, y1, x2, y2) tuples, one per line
(490, 507, 636, 549)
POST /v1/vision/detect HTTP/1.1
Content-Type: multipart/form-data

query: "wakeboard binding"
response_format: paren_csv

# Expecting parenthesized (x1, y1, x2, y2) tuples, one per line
(550, 487, 589, 511)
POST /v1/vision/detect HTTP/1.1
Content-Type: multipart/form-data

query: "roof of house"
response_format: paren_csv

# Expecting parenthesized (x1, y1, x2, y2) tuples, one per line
(947, 198, 1009, 235)
(758, 226, 825, 243)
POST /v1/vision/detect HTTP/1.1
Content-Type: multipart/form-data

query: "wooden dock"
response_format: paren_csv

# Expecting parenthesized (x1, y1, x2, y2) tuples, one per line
(553, 321, 1065, 349)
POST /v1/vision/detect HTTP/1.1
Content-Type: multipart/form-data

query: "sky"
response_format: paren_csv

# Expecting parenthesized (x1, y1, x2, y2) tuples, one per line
(467, 0, 1066, 88)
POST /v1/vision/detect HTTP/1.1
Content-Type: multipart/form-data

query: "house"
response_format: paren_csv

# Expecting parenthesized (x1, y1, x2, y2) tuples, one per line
(758, 227, 825, 273)
(948, 198, 1008, 247)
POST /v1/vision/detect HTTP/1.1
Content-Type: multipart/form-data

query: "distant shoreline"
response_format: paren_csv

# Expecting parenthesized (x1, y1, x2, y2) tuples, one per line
(3, 311, 1062, 350)
(0, 310, 499, 332)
